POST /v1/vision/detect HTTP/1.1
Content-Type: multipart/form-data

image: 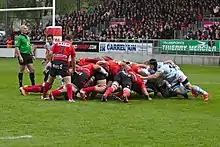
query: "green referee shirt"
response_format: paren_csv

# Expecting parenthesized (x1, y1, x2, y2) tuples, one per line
(15, 34, 32, 54)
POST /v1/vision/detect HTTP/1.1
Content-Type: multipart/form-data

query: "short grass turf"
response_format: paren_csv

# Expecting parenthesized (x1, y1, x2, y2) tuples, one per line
(0, 58, 220, 147)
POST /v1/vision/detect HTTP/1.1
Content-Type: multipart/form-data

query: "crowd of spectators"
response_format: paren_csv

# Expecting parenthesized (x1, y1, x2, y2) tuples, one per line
(8, 0, 220, 42)
(185, 23, 220, 40)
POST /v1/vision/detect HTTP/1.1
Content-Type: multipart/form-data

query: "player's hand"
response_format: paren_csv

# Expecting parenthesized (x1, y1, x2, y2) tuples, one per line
(19, 56, 24, 63)
(32, 56, 36, 60)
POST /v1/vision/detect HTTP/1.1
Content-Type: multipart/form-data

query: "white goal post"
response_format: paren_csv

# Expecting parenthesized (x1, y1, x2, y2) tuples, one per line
(0, 0, 56, 26)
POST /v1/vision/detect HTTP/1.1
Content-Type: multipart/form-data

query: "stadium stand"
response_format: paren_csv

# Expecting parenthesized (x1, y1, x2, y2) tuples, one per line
(8, 0, 220, 42)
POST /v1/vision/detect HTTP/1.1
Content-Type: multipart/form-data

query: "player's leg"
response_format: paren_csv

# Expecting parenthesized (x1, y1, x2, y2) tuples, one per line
(102, 81, 119, 101)
(102, 72, 122, 101)
(80, 72, 107, 100)
(184, 82, 208, 101)
(140, 87, 152, 100)
(18, 65, 25, 88)
(42, 75, 55, 98)
(50, 84, 78, 100)
(20, 84, 43, 96)
(27, 63, 35, 86)
(179, 71, 208, 101)
(63, 75, 74, 102)
(121, 77, 133, 103)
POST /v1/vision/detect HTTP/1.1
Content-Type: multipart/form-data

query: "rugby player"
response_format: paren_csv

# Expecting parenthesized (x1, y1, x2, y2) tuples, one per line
(140, 59, 208, 101)
(102, 62, 151, 103)
(42, 35, 76, 102)
(48, 63, 108, 100)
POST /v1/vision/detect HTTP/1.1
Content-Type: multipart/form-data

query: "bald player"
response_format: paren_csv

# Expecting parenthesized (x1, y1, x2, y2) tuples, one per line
(16, 25, 36, 91)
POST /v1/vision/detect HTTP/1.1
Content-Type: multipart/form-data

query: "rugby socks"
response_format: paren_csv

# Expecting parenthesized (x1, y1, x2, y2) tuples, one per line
(104, 87, 114, 97)
(192, 85, 207, 95)
(29, 73, 35, 85)
(81, 86, 96, 93)
(123, 88, 131, 97)
(43, 82, 51, 97)
(18, 73, 23, 88)
(51, 89, 61, 97)
(23, 85, 42, 93)
(66, 84, 73, 100)
(114, 91, 123, 97)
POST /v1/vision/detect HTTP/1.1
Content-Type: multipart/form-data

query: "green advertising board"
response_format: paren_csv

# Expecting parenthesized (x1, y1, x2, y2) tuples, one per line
(159, 40, 220, 53)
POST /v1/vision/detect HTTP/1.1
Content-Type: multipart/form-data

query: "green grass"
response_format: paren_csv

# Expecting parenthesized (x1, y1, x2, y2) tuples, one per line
(0, 58, 220, 147)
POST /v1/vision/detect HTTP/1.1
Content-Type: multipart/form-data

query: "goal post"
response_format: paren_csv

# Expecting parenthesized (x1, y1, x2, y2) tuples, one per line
(0, 0, 56, 26)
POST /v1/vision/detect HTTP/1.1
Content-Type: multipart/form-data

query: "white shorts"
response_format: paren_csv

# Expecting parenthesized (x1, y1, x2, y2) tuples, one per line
(170, 70, 189, 87)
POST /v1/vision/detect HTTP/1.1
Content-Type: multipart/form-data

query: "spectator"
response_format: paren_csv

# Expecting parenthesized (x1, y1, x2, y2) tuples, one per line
(6, 37, 13, 48)
(16, 0, 219, 41)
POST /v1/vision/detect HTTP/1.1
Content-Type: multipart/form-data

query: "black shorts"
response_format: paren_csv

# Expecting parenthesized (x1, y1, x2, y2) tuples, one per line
(50, 60, 69, 77)
(94, 72, 106, 81)
(114, 71, 132, 89)
(18, 53, 33, 65)
(71, 71, 89, 89)
(106, 73, 114, 82)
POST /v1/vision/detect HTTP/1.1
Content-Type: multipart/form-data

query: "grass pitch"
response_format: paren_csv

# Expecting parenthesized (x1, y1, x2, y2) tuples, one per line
(0, 58, 220, 147)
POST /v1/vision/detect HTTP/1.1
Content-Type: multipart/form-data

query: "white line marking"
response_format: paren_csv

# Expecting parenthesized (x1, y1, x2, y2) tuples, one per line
(0, 135, 32, 140)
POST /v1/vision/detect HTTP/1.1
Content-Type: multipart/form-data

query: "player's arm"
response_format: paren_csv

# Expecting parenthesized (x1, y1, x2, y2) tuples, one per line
(137, 68, 150, 76)
(15, 36, 22, 60)
(138, 72, 162, 80)
(31, 44, 36, 59)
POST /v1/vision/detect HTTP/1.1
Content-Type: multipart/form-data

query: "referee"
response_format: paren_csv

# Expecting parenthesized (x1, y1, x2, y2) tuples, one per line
(15, 25, 35, 89)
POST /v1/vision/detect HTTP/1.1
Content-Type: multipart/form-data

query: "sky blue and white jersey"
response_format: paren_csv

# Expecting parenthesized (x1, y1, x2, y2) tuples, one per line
(157, 64, 178, 84)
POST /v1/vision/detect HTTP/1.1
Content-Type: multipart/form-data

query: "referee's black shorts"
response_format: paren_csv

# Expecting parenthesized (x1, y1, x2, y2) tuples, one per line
(18, 53, 33, 65)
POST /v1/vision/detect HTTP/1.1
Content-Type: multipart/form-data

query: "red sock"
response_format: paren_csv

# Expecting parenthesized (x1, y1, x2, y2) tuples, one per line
(104, 87, 114, 97)
(123, 89, 131, 97)
(114, 91, 123, 97)
(51, 90, 61, 97)
(66, 84, 73, 100)
(24, 85, 42, 93)
(35, 84, 43, 87)
(56, 86, 64, 91)
(81, 86, 96, 93)
(43, 82, 51, 97)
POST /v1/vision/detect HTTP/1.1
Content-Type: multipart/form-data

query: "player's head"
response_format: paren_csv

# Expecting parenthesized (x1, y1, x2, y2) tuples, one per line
(47, 34, 53, 43)
(149, 58, 158, 71)
(20, 25, 28, 34)
(65, 35, 73, 42)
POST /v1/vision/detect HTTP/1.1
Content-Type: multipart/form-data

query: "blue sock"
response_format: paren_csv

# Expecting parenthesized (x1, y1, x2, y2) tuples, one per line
(192, 85, 207, 95)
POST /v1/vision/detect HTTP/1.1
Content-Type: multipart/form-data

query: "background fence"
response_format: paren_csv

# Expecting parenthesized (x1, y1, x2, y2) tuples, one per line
(1, 39, 219, 56)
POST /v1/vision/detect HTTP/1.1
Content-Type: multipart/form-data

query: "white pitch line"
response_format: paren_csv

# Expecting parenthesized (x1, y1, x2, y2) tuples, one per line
(0, 135, 32, 140)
